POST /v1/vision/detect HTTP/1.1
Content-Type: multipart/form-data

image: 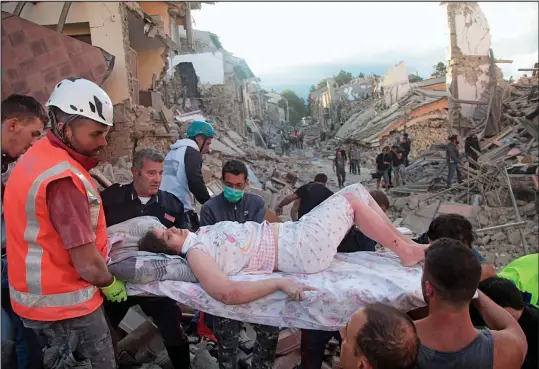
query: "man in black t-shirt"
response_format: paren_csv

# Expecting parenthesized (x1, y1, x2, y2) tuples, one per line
(375, 146, 392, 189)
(390, 144, 406, 187)
(477, 276, 538, 369)
(276, 173, 333, 218)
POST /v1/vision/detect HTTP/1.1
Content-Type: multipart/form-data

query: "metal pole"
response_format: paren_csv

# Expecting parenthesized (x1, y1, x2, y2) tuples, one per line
(503, 166, 529, 254)
(475, 221, 527, 234)
(56, 2, 72, 34)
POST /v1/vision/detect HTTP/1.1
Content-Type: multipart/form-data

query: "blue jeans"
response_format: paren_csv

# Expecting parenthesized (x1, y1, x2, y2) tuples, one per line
(447, 162, 462, 186)
(1, 257, 43, 369)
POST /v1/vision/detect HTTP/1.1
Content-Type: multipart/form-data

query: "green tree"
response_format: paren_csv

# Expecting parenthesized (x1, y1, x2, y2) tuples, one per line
(309, 85, 316, 93)
(334, 70, 353, 86)
(316, 79, 328, 89)
(281, 89, 307, 126)
(358, 72, 365, 78)
(433, 62, 447, 77)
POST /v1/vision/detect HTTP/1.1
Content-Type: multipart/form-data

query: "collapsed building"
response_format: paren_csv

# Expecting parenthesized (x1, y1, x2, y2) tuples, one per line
(1, 1, 216, 161)
(315, 2, 539, 273)
(1, 2, 538, 368)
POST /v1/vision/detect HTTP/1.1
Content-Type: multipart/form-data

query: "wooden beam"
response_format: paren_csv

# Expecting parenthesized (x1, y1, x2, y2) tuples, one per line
(518, 68, 539, 72)
(493, 59, 513, 64)
(449, 98, 488, 105)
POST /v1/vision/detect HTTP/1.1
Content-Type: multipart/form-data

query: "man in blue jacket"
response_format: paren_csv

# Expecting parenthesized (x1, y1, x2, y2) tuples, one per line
(161, 121, 214, 231)
(200, 159, 279, 369)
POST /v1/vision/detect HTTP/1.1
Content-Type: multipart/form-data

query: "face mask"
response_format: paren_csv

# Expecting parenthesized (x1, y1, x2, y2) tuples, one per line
(223, 186, 244, 203)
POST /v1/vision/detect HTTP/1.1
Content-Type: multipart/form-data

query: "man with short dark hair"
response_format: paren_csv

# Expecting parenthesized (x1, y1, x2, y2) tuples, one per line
(339, 303, 419, 369)
(200, 159, 266, 225)
(415, 213, 497, 281)
(276, 173, 333, 219)
(478, 277, 538, 369)
(200, 159, 279, 369)
(1, 94, 47, 369)
(100, 148, 191, 368)
(414, 238, 528, 369)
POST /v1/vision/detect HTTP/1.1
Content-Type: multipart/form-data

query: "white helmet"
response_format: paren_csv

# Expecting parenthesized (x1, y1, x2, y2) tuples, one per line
(46, 78, 113, 126)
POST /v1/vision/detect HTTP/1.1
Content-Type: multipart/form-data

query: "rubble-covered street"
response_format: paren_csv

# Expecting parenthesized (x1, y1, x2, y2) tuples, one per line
(1, 1, 538, 369)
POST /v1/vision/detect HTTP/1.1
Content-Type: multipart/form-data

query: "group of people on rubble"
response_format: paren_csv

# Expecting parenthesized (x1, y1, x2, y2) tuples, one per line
(1, 77, 537, 369)
(373, 133, 412, 190)
(280, 127, 304, 156)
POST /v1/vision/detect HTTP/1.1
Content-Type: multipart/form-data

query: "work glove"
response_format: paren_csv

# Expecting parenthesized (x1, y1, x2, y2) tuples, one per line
(101, 276, 128, 303)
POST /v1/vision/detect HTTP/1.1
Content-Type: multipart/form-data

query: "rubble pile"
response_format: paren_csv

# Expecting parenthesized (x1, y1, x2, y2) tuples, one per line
(386, 191, 538, 268)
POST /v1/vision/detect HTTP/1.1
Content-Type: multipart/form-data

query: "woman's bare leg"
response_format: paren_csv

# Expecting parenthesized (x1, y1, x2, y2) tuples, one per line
(341, 192, 427, 266)
(366, 191, 418, 246)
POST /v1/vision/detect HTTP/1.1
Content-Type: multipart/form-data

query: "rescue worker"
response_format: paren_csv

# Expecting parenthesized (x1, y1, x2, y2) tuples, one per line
(161, 121, 214, 231)
(4, 78, 127, 369)
(100, 148, 187, 229)
(100, 148, 191, 368)
(1, 94, 48, 369)
(200, 159, 279, 369)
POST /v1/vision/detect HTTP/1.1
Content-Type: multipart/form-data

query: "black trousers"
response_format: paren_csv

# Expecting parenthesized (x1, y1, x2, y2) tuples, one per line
(336, 168, 346, 187)
(299, 329, 341, 369)
(104, 296, 191, 369)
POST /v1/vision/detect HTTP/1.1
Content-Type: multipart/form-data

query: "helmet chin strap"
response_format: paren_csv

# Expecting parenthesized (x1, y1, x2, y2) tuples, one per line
(200, 136, 208, 152)
(49, 110, 80, 153)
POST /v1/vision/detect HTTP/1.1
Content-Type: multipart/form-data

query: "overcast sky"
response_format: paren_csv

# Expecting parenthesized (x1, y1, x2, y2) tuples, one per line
(193, 2, 538, 98)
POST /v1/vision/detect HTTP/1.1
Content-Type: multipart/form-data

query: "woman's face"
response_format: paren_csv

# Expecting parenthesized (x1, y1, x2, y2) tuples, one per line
(153, 227, 190, 253)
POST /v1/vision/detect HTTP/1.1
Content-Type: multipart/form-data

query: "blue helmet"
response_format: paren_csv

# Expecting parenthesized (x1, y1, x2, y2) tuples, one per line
(186, 121, 215, 138)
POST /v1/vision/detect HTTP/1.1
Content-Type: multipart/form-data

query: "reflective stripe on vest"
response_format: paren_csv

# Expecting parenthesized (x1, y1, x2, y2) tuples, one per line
(10, 161, 101, 307)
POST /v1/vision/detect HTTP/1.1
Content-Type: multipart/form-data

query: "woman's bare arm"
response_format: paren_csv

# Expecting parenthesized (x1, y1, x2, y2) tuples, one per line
(187, 249, 283, 305)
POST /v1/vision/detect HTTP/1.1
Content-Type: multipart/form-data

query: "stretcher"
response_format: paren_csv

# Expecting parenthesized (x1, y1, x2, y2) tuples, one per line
(126, 251, 426, 331)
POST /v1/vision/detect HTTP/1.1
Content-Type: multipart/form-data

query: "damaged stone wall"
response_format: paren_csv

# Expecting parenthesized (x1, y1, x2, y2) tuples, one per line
(445, 2, 501, 120)
(99, 3, 175, 162)
(380, 117, 448, 159)
(200, 73, 245, 135)
(382, 62, 411, 108)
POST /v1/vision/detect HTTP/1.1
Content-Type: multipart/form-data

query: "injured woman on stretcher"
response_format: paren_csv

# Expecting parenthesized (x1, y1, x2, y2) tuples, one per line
(107, 184, 429, 328)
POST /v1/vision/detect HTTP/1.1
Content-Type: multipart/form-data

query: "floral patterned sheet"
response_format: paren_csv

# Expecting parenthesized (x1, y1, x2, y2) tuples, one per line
(128, 251, 426, 331)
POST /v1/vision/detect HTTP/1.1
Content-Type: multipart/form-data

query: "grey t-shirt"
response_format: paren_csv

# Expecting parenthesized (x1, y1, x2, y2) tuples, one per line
(414, 329, 494, 369)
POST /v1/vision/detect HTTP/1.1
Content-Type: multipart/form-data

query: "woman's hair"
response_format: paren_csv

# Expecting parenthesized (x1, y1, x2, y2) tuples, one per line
(137, 230, 176, 255)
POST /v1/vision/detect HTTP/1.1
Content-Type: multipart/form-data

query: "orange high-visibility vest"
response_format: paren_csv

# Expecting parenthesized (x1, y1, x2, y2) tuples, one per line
(4, 137, 107, 321)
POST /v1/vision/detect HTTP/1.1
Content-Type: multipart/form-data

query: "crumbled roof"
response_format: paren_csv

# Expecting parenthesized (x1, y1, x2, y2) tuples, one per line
(336, 90, 447, 143)
(413, 76, 445, 87)
(310, 87, 327, 99)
